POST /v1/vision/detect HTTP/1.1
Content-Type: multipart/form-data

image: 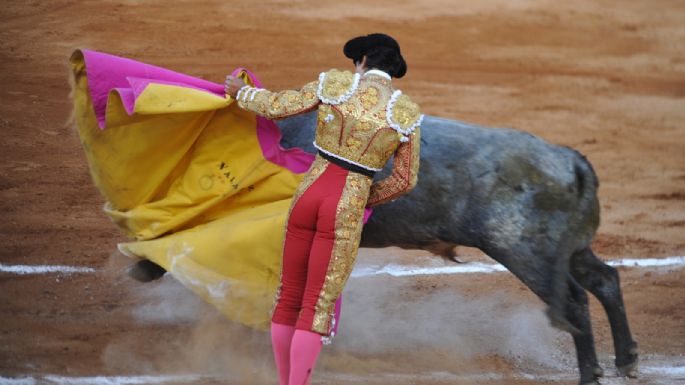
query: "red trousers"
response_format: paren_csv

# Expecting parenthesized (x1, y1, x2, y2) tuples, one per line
(271, 155, 372, 335)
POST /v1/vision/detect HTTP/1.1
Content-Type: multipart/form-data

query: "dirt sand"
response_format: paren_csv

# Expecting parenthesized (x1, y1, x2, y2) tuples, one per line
(1, 1, 684, 384)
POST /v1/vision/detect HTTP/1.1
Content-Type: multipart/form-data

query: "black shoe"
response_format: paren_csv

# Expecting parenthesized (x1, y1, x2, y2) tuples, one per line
(126, 259, 167, 282)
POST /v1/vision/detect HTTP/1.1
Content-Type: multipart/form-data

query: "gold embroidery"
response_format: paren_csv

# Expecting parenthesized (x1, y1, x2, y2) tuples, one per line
(321, 104, 333, 114)
(345, 136, 362, 151)
(314, 74, 420, 171)
(391, 94, 422, 129)
(341, 102, 356, 116)
(312, 171, 373, 334)
(360, 86, 379, 109)
(238, 79, 320, 120)
(367, 126, 421, 206)
(355, 120, 372, 132)
(320, 69, 356, 100)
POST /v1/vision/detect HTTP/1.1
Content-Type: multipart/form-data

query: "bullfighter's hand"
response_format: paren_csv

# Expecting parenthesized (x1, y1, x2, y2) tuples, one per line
(224, 75, 247, 99)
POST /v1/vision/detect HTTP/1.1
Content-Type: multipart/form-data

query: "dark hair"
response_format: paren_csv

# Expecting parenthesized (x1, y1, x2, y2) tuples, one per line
(363, 46, 405, 78)
(343, 33, 407, 78)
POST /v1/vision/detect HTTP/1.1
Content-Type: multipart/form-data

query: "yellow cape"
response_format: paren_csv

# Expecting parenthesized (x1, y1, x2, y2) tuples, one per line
(70, 49, 305, 329)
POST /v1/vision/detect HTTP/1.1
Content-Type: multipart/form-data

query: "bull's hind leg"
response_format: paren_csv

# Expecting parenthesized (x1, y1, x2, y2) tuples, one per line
(571, 248, 639, 378)
(565, 277, 603, 385)
(481, 247, 600, 385)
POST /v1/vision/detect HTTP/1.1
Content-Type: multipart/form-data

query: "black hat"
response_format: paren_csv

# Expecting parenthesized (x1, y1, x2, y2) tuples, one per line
(343, 33, 406, 78)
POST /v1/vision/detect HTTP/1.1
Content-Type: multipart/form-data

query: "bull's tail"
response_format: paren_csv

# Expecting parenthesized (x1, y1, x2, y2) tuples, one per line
(570, 148, 601, 245)
(572, 150, 598, 199)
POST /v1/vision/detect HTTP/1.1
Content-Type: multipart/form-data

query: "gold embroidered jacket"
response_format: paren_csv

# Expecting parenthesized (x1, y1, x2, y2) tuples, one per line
(236, 69, 422, 207)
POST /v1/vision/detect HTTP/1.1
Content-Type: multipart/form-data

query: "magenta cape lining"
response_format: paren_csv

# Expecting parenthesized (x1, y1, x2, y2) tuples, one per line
(80, 49, 314, 174)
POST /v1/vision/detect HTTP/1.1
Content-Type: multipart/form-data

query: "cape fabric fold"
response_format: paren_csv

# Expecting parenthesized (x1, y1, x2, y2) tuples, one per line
(70, 49, 321, 329)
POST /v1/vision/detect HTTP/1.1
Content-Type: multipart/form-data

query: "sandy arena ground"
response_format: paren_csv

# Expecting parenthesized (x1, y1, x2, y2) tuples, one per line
(0, 1, 684, 384)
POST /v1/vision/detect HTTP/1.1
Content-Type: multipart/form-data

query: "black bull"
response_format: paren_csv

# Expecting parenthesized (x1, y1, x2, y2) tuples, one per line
(276, 112, 639, 385)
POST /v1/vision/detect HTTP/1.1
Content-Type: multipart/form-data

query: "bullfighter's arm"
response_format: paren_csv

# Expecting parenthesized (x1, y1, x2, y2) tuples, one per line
(235, 80, 320, 120)
(366, 126, 421, 207)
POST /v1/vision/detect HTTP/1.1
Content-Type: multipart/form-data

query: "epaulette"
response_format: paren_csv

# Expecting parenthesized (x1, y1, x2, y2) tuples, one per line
(316, 69, 361, 105)
(387, 91, 423, 142)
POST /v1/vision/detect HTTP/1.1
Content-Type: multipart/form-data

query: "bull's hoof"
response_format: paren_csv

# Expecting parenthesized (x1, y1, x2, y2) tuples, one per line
(126, 259, 166, 282)
(617, 360, 639, 378)
(578, 365, 604, 385)
(616, 344, 639, 378)
(451, 255, 466, 263)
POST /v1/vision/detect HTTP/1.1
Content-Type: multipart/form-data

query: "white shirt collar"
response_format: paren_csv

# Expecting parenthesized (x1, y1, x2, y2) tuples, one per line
(363, 69, 392, 80)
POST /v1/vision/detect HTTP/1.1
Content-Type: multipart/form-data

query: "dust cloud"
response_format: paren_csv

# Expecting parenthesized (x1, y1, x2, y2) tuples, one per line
(100, 273, 274, 384)
(326, 275, 574, 375)
(100, 254, 574, 379)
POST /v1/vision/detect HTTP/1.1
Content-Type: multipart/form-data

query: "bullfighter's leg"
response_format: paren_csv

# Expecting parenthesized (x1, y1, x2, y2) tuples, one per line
(295, 168, 371, 335)
(270, 189, 318, 385)
(289, 165, 371, 385)
(271, 156, 329, 385)
(571, 248, 639, 378)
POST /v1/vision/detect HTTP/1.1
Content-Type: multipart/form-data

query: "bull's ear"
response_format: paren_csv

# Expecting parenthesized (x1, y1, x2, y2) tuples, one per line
(317, 69, 360, 105)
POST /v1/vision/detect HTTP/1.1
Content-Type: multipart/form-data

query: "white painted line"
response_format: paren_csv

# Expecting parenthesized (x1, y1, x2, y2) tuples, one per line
(0, 263, 96, 275)
(1, 256, 683, 278)
(352, 256, 685, 278)
(351, 261, 508, 277)
(0, 378, 36, 385)
(641, 365, 685, 376)
(607, 256, 685, 268)
(329, 370, 570, 382)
